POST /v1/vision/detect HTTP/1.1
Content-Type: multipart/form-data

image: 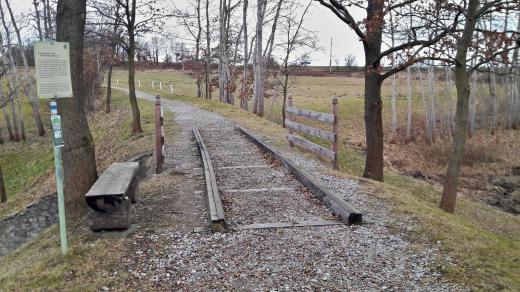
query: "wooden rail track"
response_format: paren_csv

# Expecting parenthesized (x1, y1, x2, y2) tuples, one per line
(193, 127, 227, 232)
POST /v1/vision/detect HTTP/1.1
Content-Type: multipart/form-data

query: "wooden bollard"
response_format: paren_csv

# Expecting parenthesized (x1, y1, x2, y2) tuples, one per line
(152, 80, 155, 89)
(155, 95, 165, 173)
(138, 80, 141, 87)
(287, 94, 294, 147)
(170, 84, 174, 93)
(331, 97, 339, 170)
(116, 78, 119, 85)
(159, 81, 163, 91)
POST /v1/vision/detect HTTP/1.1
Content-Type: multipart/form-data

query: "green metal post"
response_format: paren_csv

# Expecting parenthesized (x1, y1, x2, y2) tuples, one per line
(54, 145, 68, 255)
(51, 100, 68, 255)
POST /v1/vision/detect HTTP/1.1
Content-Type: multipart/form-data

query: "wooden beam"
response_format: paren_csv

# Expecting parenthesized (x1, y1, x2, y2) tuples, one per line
(287, 134, 335, 161)
(193, 127, 227, 232)
(285, 119, 336, 142)
(234, 220, 345, 231)
(285, 106, 335, 124)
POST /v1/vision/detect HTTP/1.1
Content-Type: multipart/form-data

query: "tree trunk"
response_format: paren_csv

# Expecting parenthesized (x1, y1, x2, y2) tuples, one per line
(253, 0, 265, 117)
(106, 64, 113, 113)
(56, 0, 98, 213)
(5, 0, 46, 137)
(241, 0, 249, 110)
(127, 30, 142, 135)
(0, 164, 6, 203)
(363, 71, 384, 181)
(406, 66, 412, 139)
(33, 0, 44, 40)
(9, 92, 20, 142)
(0, 76, 14, 141)
(362, 0, 384, 182)
(428, 66, 436, 143)
(440, 0, 480, 214)
(205, 0, 211, 99)
(282, 71, 289, 128)
(469, 71, 477, 136)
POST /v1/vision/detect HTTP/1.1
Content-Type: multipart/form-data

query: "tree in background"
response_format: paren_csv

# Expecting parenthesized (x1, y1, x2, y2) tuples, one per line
(0, 164, 6, 204)
(4, 0, 45, 136)
(344, 53, 356, 67)
(92, 0, 168, 135)
(252, 0, 265, 116)
(55, 0, 98, 212)
(275, 0, 316, 127)
(315, 0, 463, 181)
(439, 0, 519, 213)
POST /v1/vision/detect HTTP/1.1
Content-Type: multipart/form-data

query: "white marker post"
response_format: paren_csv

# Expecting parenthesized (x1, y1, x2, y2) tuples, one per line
(116, 78, 119, 85)
(34, 41, 73, 256)
(138, 80, 141, 88)
(159, 81, 162, 91)
(170, 84, 174, 93)
(152, 80, 155, 89)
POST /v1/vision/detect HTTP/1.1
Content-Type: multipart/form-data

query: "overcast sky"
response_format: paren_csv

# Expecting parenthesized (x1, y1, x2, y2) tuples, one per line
(13, 0, 365, 66)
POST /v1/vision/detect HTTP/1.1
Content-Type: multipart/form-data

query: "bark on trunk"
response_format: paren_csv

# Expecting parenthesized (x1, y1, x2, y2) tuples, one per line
(127, 30, 142, 135)
(56, 0, 98, 213)
(241, 0, 249, 110)
(205, 0, 211, 99)
(406, 66, 412, 139)
(362, 0, 384, 182)
(106, 64, 113, 113)
(0, 164, 6, 203)
(440, 0, 480, 214)
(253, 0, 265, 117)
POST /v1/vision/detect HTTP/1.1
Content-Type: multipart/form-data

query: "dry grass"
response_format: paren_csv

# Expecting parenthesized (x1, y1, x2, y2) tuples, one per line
(0, 89, 176, 290)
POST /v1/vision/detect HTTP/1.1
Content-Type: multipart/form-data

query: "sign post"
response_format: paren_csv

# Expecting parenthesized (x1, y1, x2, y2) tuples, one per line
(34, 41, 73, 255)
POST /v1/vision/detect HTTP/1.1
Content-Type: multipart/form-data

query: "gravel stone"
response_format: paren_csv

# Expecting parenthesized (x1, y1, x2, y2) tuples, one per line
(111, 88, 465, 291)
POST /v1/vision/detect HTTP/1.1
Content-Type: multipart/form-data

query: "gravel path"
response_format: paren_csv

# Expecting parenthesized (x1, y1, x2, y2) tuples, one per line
(112, 87, 463, 291)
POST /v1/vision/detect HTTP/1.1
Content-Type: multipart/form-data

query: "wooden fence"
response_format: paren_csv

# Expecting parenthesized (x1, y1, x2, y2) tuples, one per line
(285, 95, 339, 170)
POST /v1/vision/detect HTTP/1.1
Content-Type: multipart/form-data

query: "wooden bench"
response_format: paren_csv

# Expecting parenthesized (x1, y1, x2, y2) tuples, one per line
(85, 162, 139, 231)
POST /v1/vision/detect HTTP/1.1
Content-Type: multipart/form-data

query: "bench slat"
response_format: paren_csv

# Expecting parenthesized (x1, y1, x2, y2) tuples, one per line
(85, 162, 139, 197)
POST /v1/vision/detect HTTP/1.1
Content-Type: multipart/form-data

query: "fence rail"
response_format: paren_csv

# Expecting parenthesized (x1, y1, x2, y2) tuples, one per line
(285, 95, 339, 170)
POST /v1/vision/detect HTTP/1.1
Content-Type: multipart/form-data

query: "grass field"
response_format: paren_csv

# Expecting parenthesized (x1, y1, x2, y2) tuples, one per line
(109, 68, 520, 290)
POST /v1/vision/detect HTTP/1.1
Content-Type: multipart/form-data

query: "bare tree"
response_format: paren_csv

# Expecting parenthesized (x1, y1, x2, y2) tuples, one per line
(5, 0, 46, 136)
(276, 0, 315, 127)
(315, 0, 463, 181)
(440, 0, 519, 213)
(344, 53, 355, 67)
(0, 2, 23, 141)
(92, 0, 168, 135)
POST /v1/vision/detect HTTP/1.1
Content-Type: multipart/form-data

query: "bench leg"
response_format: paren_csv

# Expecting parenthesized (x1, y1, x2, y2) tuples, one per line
(88, 199, 131, 231)
(128, 178, 139, 204)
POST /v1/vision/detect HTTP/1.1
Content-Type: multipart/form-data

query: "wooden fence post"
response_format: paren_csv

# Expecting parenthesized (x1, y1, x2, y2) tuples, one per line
(287, 94, 294, 147)
(155, 95, 165, 173)
(138, 80, 141, 88)
(170, 83, 174, 93)
(152, 80, 155, 89)
(159, 81, 163, 91)
(332, 97, 339, 170)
